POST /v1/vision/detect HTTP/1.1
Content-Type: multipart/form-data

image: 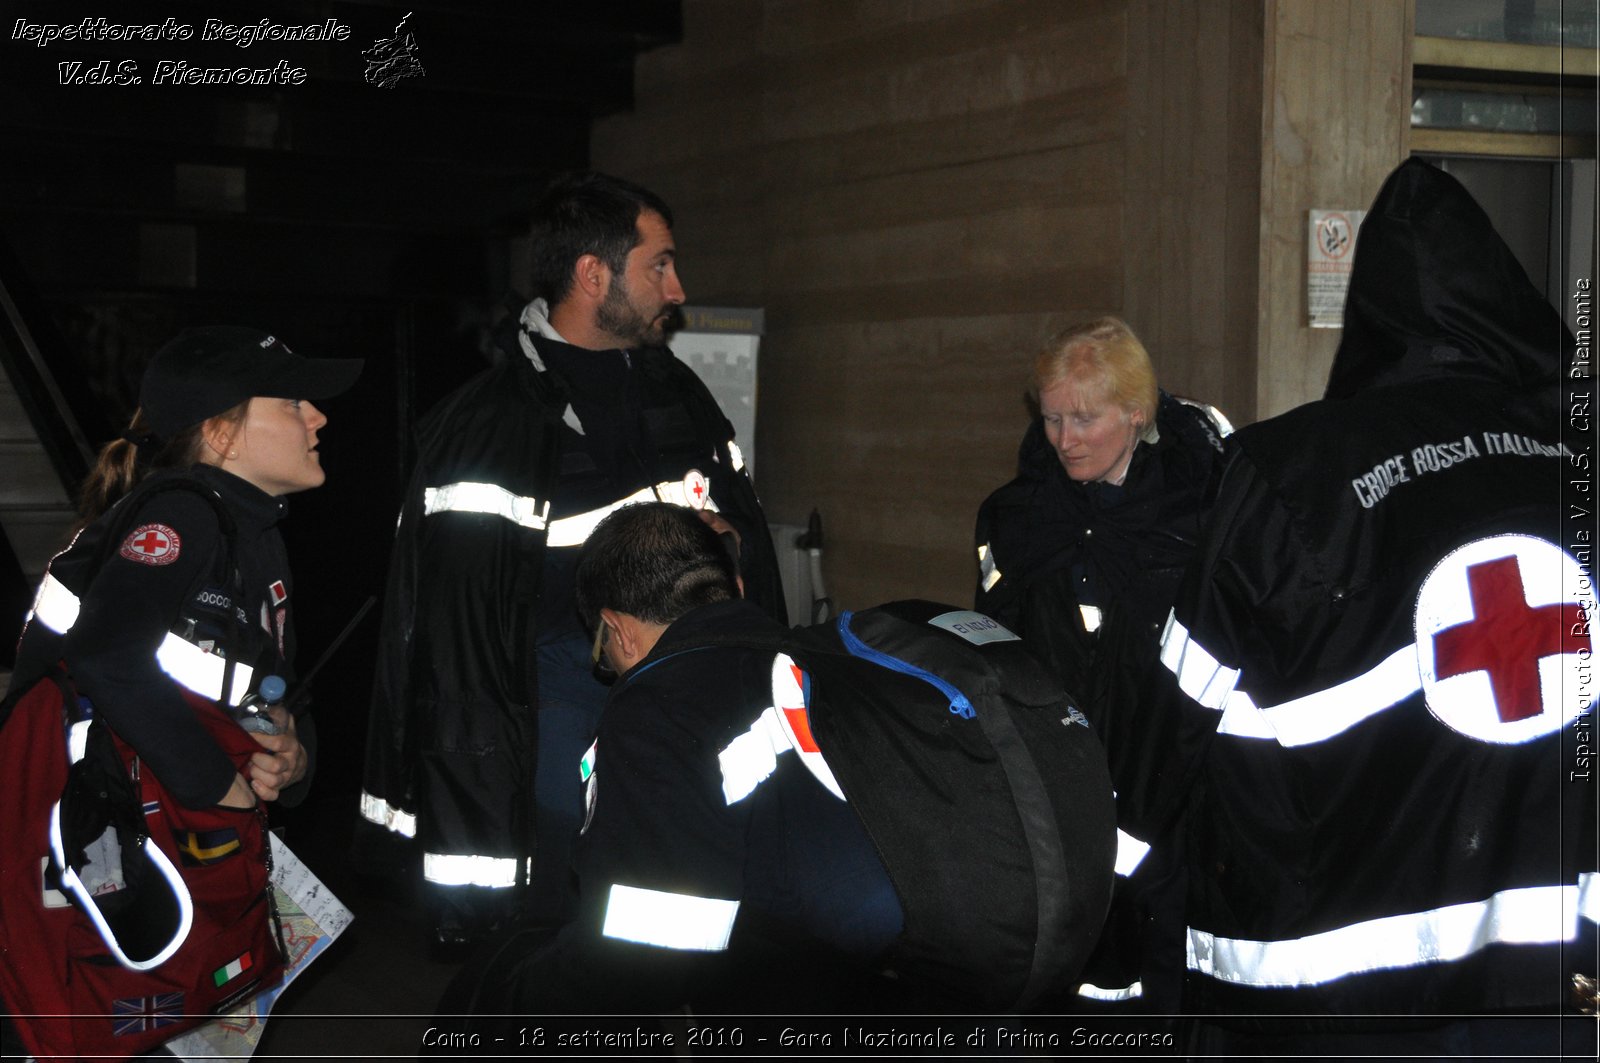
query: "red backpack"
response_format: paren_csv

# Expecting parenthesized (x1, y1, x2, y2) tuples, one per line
(0, 482, 286, 1060)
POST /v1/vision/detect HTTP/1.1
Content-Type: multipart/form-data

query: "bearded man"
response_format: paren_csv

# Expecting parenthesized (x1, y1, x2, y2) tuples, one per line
(361, 172, 784, 949)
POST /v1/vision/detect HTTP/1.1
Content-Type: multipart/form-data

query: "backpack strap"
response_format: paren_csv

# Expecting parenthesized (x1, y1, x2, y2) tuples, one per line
(94, 477, 250, 704)
(93, 476, 240, 574)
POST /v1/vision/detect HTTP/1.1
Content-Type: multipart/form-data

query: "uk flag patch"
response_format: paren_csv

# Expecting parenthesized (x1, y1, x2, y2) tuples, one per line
(111, 991, 184, 1036)
(120, 524, 181, 566)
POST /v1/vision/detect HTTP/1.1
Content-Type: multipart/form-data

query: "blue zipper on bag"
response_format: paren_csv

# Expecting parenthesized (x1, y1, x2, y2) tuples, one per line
(835, 611, 975, 719)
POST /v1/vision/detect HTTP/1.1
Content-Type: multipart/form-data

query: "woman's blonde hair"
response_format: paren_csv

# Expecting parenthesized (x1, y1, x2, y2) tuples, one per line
(1032, 316, 1158, 428)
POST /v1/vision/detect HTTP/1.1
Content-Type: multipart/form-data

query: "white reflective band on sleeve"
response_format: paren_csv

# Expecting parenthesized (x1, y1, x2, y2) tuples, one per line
(547, 486, 657, 547)
(29, 572, 81, 634)
(422, 852, 525, 889)
(1245, 645, 1422, 747)
(1159, 613, 1239, 712)
(727, 439, 745, 473)
(1114, 829, 1151, 877)
(1187, 881, 1594, 988)
(1215, 687, 1275, 739)
(543, 481, 721, 549)
(359, 790, 417, 838)
(1080, 604, 1103, 633)
(601, 883, 739, 952)
(719, 706, 792, 805)
(1078, 980, 1144, 1002)
(978, 543, 1002, 592)
(423, 482, 550, 531)
(155, 632, 253, 706)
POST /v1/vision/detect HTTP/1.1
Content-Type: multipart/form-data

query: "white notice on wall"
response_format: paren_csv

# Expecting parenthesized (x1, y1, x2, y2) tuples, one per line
(1308, 209, 1366, 328)
(672, 306, 764, 476)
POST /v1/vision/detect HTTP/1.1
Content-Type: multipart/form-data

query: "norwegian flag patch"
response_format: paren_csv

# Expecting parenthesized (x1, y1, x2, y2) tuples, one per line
(268, 580, 287, 606)
(120, 524, 182, 566)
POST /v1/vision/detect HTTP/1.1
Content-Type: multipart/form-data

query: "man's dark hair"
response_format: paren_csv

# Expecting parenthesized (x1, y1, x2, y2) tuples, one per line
(576, 503, 737, 630)
(527, 171, 674, 305)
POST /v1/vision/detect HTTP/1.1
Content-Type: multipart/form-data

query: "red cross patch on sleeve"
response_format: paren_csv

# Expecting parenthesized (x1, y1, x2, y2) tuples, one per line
(119, 524, 182, 566)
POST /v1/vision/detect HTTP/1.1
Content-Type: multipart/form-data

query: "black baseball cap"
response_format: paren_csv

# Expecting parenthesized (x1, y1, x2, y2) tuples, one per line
(139, 326, 364, 438)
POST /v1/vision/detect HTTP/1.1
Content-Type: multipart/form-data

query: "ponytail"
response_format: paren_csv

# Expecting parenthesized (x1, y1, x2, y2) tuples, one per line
(75, 435, 142, 531)
(73, 405, 244, 533)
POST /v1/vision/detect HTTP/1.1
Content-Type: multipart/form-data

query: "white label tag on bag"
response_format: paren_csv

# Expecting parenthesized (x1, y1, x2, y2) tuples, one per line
(928, 610, 1020, 646)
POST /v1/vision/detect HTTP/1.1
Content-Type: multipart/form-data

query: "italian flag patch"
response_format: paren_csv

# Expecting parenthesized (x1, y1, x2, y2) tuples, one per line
(213, 951, 253, 987)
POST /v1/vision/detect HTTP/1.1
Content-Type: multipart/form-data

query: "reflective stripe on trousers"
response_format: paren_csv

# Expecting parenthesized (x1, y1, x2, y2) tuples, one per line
(358, 792, 522, 889)
(359, 790, 417, 838)
(421, 852, 528, 889)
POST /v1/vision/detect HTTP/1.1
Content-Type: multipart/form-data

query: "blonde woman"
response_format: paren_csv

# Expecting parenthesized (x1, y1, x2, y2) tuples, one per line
(973, 316, 1225, 1010)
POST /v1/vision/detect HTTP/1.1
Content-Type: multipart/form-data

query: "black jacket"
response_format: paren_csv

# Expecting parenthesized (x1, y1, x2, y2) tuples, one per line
(474, 600, 900, 1016)
(462, 596, 1115, 1017)
(976, 392, 1223, 767)
(13, 465, 313, 809)
(1156, 159, 1594, 1014)
(360, 326, 785, 888)
(975, 393, 1224, 1009)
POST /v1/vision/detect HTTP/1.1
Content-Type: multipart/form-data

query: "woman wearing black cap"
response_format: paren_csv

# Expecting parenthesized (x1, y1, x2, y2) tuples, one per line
(14, 325, 362, 811)
(0, 326, 362, 1058)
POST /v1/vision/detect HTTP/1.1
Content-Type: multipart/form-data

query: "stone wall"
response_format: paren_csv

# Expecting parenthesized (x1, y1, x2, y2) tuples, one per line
(595, 0, 1409, 608)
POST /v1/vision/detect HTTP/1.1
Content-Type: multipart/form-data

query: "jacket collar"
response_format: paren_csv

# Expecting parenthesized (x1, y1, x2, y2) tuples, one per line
(618, 599, 779, 687)
(174, 464, 286, 535)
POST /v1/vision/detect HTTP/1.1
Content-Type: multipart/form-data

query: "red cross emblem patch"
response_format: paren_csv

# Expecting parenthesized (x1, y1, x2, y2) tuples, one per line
(119, 524, 182, 566)
(682, 469, 709, 510)
(1415, 534, 1593, 744)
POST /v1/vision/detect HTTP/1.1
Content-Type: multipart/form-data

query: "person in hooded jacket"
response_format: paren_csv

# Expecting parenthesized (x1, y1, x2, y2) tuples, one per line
(360, 171, 785, 950)
(973, 317, 1226, 1008)
(1146, 160, 1595, 1054)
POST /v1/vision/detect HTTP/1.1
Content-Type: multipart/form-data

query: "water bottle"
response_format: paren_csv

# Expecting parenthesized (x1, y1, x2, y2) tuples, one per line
(236, 675, 287, 735)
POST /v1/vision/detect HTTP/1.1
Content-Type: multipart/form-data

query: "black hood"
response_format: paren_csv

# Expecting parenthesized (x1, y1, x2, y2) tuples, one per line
(1326, 158, 1571, 400)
